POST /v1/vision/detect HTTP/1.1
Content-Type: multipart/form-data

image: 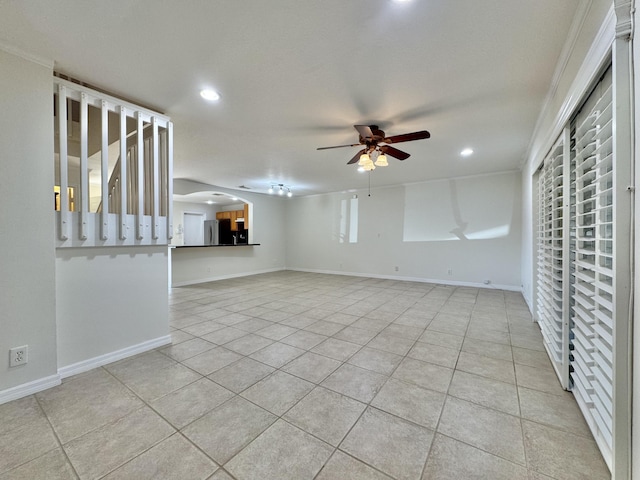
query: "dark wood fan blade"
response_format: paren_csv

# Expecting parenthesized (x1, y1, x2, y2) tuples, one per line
(317, 143, 361, 150)
(354, 125, 374, 139)
(380, 145, 410, 160)
(348, 149, 366, 164)
(383, 130, 430, 144)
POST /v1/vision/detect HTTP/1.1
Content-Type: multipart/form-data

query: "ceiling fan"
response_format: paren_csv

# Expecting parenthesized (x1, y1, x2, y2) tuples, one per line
(317, 124, 430, 170)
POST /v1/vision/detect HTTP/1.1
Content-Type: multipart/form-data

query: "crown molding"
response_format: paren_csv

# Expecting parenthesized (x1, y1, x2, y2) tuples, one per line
(524, 4, 615, 174)
(0, 41, 53, 69)
(614, 0, 634, 38)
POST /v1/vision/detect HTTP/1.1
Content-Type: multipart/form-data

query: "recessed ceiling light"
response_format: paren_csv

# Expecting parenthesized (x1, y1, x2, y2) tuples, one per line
(460, 148, 474, 157)
(357, 166, 366, 173)
(200, 89, 220, 101)
(206, 200, 214, 204)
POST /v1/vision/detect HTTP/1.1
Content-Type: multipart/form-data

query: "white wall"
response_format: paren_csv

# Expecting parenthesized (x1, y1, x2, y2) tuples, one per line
(171, 180, 287, 286)
(0, 49, 58, 394)
(55, 246, 169, 370)
(286, 171, 522, 289)
(633, 5, 640, 478)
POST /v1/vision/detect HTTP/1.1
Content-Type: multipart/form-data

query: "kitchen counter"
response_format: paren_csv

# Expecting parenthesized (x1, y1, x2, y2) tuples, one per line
(175, 243, 260, 248)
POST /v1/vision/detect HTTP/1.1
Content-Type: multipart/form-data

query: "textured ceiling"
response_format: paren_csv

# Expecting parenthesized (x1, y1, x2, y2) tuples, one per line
(0, 0, 581, 196)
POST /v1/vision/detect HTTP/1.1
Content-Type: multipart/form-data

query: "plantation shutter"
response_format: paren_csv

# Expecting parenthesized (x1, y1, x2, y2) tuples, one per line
(569, 66, 614, 464)
(536, 137, 569, 387)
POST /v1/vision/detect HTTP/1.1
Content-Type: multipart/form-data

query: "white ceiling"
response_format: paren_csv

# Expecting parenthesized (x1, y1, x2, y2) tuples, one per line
(0, 0, 581, 196)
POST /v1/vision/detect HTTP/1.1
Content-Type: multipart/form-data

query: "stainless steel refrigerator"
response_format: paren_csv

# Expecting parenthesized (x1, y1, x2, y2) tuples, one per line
(203, 220, 219, 245)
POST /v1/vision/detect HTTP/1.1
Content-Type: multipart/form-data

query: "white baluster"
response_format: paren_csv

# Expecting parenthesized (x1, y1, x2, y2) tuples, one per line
(136, 112, 144, 239)
(152, 117, 159, 239)
(119, 106, 128, 239)
(167, 121, 174, 240)
(100, 100, 109, 240)
(58, 85, 69, 240)
(79, 92, 89, 240)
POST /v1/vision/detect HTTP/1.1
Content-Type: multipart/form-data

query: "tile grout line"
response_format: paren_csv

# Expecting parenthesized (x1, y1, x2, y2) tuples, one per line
(96, 365, 230, 477)
(223, 286, 438, 479)
(105, 351, 282, 480)
(419, 288, 470, 480)
(508, 299, 533, 477)
(31, 394, 81, 480)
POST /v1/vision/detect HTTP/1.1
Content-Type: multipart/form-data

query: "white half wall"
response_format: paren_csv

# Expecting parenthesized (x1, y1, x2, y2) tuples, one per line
(0, 49, 58, 393)
(55, 246, 169, 369)
(171, 180, 287, 286)
(286, 171, 522, 289)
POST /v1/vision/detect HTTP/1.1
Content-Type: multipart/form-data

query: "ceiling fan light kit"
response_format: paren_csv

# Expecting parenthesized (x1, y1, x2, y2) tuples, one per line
(317, 124, 430, 169)
(358, 153, 371, 166)
(374, 153, 388, 167)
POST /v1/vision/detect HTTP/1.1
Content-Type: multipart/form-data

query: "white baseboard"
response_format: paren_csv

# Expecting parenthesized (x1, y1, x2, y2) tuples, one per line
(0, 335, 172, 405)
(0, 374, 61, 405)
(58, 335, 172, 379)
(172, 267, 285, 287)
(522, 291, 534, 314)
(287, 267, 522, 292)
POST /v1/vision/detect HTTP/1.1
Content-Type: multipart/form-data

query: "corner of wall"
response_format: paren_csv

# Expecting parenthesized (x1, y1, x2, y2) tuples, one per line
(0, 49, 58, 395)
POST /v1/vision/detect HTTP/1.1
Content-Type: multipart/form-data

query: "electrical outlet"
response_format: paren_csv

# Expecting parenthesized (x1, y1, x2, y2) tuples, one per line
(447, 268, 453, 276)
(9, 345, 28, 367)
(394, 266, 399, 272)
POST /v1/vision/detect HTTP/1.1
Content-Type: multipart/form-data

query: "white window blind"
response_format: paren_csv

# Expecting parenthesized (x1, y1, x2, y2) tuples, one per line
(535, 65, 618, 471)
(569, 66, 614, 465)
(536, 138, 567, 384)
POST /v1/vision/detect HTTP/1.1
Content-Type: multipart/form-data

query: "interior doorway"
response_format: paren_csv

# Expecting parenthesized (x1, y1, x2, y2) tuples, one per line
(183, 212, 204, 246)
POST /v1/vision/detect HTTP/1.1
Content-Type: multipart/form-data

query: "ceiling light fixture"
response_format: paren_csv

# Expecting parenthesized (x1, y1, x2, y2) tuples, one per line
(200, 89, 221, 101)
(268, 183, 293, 198)
(375, 153, 388, 167)
(460, 148, 474, 157)
(358, 148, 389, 171)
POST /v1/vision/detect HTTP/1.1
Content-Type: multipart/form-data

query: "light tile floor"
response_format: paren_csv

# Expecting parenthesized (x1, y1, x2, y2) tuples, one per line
(0, 271, 611, 479)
